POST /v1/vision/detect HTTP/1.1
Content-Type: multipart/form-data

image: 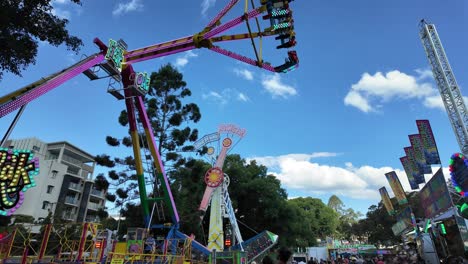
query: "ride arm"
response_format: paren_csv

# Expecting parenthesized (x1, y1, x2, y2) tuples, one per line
(204, 0, 240, 30)
(198, 144, 230, 213)
(210, 31, 276, 43)
(0, 50, 105, 118)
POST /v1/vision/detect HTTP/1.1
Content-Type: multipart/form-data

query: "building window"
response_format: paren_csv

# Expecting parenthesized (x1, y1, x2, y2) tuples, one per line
(42, 201, 50, 210)
(47, 185, 54, 194)
(32, 146, 40, 152)
(51, 170, 58, 179)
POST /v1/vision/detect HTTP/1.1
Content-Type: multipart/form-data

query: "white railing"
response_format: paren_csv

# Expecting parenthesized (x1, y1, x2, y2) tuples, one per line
(65, 197, 78, 205)
(69, 182, 81, 190)
(87, 202, 101, 210)
(90, 189, 104, 197)
(62, 155, 83, 166)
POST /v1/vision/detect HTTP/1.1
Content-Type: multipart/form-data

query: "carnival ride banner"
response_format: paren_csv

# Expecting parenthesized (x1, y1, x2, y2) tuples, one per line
(392, 220, 410, 236)
(393, 207, 414, 236)
(416, 120, 441, 165)
(385, 171, 408, 204)
(404, 147, 425, 184)
(419, 168, 453, 219)
(400, 156, 419, 190)
(409, 134, 432, 175)
(396, 207, 412, 223)
(379, 187, 395, 215)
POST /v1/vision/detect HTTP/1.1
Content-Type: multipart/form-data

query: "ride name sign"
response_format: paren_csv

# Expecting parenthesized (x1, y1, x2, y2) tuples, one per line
(419, 168, 453, 219)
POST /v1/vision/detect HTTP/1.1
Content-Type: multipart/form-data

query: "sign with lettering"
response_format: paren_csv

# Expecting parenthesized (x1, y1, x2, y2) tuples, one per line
(0, 148, 39, 216)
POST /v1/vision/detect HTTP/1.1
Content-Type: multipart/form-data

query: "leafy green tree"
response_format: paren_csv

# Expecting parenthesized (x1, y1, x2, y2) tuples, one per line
(327, 194, 363, 240)
(327, 195, 344, 213)
(122, 154, 343, 248)
(0, 0, 83, 80)
(95, 64, 201, 223)
(353, 203, 400, 247)
(288, 197, 340, 248)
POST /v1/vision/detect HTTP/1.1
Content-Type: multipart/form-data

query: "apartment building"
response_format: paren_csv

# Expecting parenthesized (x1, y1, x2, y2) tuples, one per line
(2, 138, 106, 223)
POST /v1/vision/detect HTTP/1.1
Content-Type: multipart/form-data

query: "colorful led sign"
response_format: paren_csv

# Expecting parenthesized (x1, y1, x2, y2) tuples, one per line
(0, 148, 39, 216)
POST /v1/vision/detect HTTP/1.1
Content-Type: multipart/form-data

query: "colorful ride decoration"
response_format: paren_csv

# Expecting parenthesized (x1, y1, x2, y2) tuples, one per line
(205, 167, 224, 188)
(449, 153, 468, 196)
(0, 148, 39, 216)
(196, 124, 246, 251)
(449, 153, 468, 213)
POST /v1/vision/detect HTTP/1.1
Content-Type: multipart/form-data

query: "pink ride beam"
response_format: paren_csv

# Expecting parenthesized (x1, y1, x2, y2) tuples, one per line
(0, 54, 105, 118)
(204, 7, 264, 39)
(134, 96, 180, 223)
(199, 142, 231, 212)
(125, 46, 195, 65)
(205, 0, 240, 28)
(125, 35, 194, 59)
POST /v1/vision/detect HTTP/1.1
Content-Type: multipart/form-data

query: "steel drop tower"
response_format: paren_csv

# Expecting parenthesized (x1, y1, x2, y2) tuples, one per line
(419, 20, 468, 155)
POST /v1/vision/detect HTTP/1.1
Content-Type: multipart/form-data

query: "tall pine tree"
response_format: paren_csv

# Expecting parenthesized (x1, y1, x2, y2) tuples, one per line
(95, 63, 201, 213)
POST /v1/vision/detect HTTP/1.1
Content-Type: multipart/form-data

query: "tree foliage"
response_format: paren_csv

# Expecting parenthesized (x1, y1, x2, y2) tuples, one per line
(0, 0, 83, 80)
(95, 64, 201, 213)
(327, 194, 363, 240)
(159, 155, 341, 247)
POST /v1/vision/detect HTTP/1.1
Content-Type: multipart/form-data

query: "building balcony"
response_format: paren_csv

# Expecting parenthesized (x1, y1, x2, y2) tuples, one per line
(66, 167, 81, 177)
(68, 182, 82, 192)
(62, 155, 83, 167)
(62, 212, 76, 221)
(87, 202, 101, 211)
(65, 197, 79, 206)
(90, 189, 105, 199)
(85, 216, 100, 223)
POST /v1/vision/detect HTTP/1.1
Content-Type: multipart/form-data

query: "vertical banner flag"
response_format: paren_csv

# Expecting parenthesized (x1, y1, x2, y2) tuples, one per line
(404, 147, 426, 184)
(379, 187, 395, 215)
(419, 168, 453, 218)
(409, 134, 432, 175)
(416, 120, 441, 165)
(385, 171, 408, 204)
(400, 156, 419, 190)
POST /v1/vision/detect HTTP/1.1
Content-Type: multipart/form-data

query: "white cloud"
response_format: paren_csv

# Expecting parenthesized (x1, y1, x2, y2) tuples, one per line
(113, 0, 143, 16)
(238, 93, 249, 102)
(201, 0, 216, 16)
(345, 70, 437, 113)
(51, 8, 71, 19)
(423, 94, 468, 111)
(344, 91, 373, 113)
(261, 74, 297, 98)
(249, 153, 416, 200)
(233, 68, 254, 81)
(202, 91, 228, 105)
(174, 51, 198, 68)
(52, 0, 68, 4)
(423, 95, 444, 110)
(415, 68, 433, 80)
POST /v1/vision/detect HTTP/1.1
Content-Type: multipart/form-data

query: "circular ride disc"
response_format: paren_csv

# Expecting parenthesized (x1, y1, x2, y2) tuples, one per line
(205, 167, 224, 188)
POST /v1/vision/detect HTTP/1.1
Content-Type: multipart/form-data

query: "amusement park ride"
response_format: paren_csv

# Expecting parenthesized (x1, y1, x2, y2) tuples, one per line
(0, 0, 298, 262)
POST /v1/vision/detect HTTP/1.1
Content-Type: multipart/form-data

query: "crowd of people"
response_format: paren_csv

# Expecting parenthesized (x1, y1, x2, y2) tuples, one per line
(255, 246, 468, 264)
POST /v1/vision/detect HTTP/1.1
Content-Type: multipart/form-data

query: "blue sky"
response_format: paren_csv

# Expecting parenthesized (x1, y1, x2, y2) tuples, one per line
(1, 0, 467, 215)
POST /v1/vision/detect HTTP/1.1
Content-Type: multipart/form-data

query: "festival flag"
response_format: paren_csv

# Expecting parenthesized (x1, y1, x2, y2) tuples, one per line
(416, 120, 441, 165)
(409, 134, 432, 175)
(420, 168, 453, 218)
(404, 147, 425, 184)
(379, 187, 395, 215)
(400, 156, 419, 190)
(385, 171, 408, 204)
